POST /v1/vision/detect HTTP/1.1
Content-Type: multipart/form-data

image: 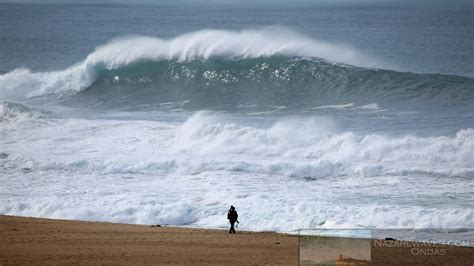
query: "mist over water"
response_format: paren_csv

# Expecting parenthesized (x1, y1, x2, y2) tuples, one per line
(1, 3, 473, 236)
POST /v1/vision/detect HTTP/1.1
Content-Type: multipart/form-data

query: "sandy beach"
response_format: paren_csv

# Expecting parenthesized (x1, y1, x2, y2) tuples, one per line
(0, 215, 297, 265)
(1, 215, 473, 265)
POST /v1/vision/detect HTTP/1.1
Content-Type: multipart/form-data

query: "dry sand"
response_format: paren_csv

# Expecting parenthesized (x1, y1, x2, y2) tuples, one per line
(1, 215, 473, 265)
(0, 215, 297, 265)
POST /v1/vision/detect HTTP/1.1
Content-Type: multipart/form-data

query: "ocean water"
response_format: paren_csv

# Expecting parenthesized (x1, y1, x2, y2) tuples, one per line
(1, 2, 473, 234)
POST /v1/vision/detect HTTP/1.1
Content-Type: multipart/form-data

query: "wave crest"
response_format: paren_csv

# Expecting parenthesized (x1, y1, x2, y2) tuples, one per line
(1, 29, 472, 111)
(0, 28, 377, 100)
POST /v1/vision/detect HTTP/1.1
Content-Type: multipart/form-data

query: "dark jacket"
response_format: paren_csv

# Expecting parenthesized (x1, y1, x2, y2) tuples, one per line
(227, 210, 238, 223)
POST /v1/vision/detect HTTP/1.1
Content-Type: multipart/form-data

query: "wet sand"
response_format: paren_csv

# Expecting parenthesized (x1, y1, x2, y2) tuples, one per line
(1, 215, 472, 265)
(0, 215, 297, 265)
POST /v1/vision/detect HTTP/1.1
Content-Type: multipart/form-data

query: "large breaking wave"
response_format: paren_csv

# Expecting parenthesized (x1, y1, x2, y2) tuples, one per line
(0, 28, 374, 98)
(1, 28, 472, 111)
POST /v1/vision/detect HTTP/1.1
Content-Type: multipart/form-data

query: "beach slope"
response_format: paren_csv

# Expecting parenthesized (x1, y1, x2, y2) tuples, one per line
(0, 215, 297, 265)
(2, 215, 472, 265)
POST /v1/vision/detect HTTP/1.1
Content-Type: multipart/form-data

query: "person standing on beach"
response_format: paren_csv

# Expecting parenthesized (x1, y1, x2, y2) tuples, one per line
(227, 205, 239, 234)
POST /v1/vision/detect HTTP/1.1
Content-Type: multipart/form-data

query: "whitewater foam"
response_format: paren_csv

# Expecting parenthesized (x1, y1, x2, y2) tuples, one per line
(3, 111, 473, 179)
(311, 103, 385, 112)
(1, 169, 472, 231)
(311, 103, 355, 110)
(175, 113, 474, 173)
(1, 110, 473, 233)
(0, 101, 59, 128)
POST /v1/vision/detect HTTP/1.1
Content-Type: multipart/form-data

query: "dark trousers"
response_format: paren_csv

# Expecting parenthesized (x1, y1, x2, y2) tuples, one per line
(229, 221, 236, 234)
